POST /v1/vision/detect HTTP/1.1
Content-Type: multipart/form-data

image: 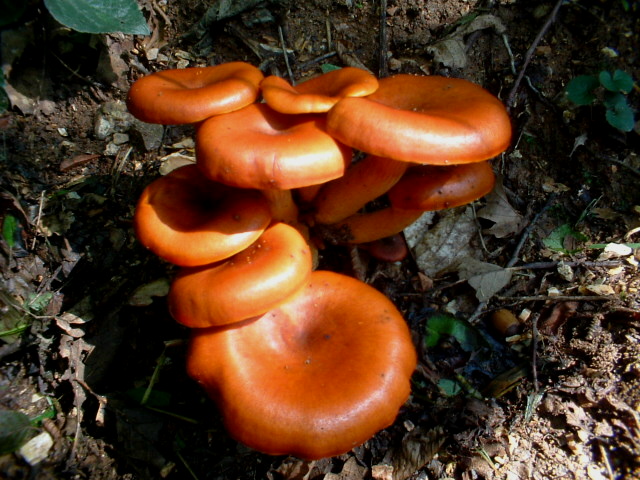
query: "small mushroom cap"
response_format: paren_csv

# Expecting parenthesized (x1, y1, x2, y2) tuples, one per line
(196, 103, 352, 189)
(186, 270, 417, 459)
(388, 161, 496, 211)
(359, 234, 409, 262)
(326, 74, 512, 164)
(134, 165, 271, 266)
(261, 67, 379, 114)
(126, 62, 264, 124)
(168, 222, 313, 327)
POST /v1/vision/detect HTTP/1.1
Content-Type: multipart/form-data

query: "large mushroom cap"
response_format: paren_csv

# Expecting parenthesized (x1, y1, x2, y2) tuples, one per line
(186, 270, 416, 459)
(261, 67, 379, 114)
(168, 222, 313, 327)
(126, 62, 264, 124)
(326, 74, 512, 164)
(196, 103, 352, 189)
(134, 165, 271, 267)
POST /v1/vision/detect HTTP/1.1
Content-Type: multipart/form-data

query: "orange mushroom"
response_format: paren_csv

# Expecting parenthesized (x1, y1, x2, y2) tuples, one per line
(312, 155, 408, 225)
(196, 103, 352, 190)
(186, 270, 417, 459)
(326, 74, 512, 164)
(126, 62, 264, 124)
(260, 67, 379, 114)
(318, 161, 496, 246)
(388, 161, 496, 211)
(320, 207, 424, 245)
(168, 222, 312, 328)
(134, 165, 271, 267)
(359, 234, 409, 262)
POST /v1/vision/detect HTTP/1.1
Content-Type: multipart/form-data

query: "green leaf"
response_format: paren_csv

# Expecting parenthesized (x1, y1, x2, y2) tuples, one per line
(599, 69, 634, 94)
(542, 223, 588, 253)
(424, 314, 484, 352)
(437, 378, 462, 397)
(2, 215, 18, 249)
(603, 92, 635, 132)
(320, 64, 341, 74)
(566, 75, 599, 105)
(43, 0, 150, 35)
(606, 104, 635, 132)
(0, 409, 35, 455)
(25, 292, 54, 314)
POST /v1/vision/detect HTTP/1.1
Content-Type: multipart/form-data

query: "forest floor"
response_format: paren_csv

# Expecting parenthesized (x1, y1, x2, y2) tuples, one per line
(1, 0, 639, 479)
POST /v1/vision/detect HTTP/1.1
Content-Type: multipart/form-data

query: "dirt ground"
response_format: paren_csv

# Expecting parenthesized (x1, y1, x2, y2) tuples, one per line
(1, 0, 639, 479)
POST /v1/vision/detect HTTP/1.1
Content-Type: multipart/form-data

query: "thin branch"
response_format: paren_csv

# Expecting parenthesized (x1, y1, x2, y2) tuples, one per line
(378, 0, 388, 77)
(278, 26, 295, 84)
(506, 0, 564, 110)
(507, 193, 557, 268)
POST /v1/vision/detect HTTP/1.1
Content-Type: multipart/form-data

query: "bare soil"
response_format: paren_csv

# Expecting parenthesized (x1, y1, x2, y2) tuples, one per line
(1, 0, 639, 479)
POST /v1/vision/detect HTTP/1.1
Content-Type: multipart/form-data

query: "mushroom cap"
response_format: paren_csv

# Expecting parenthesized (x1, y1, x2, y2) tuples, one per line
(326, 74, 512, 164)
(196, 103, 352, 189)
(359, 234, 409, 262)
(260, 67, 379, 114)
(313, 155, 408, 225)
(168, 222, 313, 327)
(134, 165, 271, 267)
(126, 62, 264, 124)
(321, 207, 424, 244)
(186, 270, 417, 459)
(388, 161, 496, 211)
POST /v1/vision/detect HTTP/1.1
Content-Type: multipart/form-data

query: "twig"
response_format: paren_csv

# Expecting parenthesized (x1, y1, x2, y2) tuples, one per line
(278, 26, 295, 85)
(599, 154, 640, 177)
(531, 312, 540, 392)
(297, 51, 338, 71)
(378, 0, 388, 77)
(507, 193, 557, 268)
(506, 0, 564, 110)
(31, 190, 46, 250)
(152, 0, 172, 26)
(497, 294, 614, 302)
(509, 259, 624, 271)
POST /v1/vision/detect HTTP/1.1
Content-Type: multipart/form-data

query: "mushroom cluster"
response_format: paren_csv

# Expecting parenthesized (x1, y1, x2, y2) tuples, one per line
(128, 62, 511, 459)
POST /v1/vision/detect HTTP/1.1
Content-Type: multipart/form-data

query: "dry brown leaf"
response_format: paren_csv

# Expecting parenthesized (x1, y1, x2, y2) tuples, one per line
(457, 257, 512, 302)
(406, 207, 478, 277)
(324, 457, 367, 480)
(476, 179, 523, 238)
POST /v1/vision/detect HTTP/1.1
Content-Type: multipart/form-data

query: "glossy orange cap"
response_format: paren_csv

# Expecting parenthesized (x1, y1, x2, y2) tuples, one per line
(261, 67, 379, 114)
(126, 62, 264, 124)
(168, 222, 313, 327)
(186, 270, 417, 459)
(134, 165, 271, 266)
(196, 103, 352, 189)
(326, 74, 511, 164)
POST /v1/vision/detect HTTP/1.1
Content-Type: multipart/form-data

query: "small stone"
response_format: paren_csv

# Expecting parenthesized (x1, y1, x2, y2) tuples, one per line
(19, 431, 54, 466)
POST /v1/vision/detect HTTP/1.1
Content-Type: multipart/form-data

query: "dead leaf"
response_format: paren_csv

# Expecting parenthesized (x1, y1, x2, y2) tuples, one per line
(406, 207, 478, 277)
(457, 257, 512, 302)
(60, 154, 101, 173)
(324, 457, 367, 480)
(426, 14, 506, 68)
(128, 279, 171, 307)
(375, 427, 444, 480)
(476, 179, 523, 238)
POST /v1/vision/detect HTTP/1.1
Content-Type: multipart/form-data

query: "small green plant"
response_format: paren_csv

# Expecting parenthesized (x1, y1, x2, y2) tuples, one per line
(43, 0, 150, 35)
(566, 69, 636, 132)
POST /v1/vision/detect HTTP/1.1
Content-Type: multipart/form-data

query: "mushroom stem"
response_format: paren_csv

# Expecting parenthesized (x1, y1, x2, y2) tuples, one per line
(261, 188, 299, 225)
